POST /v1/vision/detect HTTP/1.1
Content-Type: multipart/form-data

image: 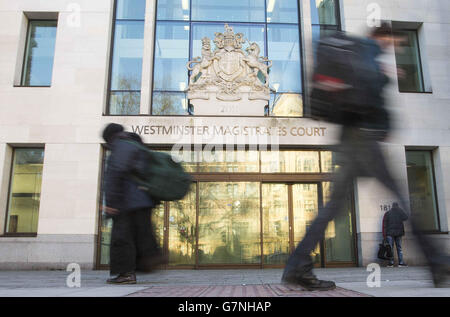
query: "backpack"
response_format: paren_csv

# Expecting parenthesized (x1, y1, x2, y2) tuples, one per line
(310, 32, 390, 130)
(124, 140, 193, 201)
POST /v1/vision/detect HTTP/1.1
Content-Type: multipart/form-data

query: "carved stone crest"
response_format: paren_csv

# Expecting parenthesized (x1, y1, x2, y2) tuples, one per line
(186, 24, 273, 115)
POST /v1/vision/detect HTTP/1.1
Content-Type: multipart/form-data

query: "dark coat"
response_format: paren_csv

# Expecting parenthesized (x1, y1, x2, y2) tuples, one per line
(383, 206, 409, 237)
(103, 132, 155, 212)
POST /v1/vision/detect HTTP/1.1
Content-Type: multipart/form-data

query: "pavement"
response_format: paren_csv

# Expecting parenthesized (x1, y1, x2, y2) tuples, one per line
(0, 267, 449, 297)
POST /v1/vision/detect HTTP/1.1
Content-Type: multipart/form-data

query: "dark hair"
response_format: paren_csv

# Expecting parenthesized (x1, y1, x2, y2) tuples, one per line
(102, 123, 124, 143)
(371, 22, 392, 37)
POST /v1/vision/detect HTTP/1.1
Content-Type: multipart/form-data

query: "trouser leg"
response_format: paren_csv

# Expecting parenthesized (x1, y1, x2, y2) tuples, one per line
(386, 236, 395, 265)
(133, 208, 163, 271)
(395, 236, 404, 264)
(110, 212, 136, 275)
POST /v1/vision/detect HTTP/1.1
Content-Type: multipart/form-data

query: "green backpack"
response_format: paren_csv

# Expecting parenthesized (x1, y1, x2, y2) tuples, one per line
(125, 140, 193, 201)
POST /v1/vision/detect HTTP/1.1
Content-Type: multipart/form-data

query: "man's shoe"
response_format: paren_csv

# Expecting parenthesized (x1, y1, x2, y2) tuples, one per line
(282, 270, 336, 291)
(398, 263, 408, 267)
(387, 263, 394, 268)
(107, 272, 137, 284)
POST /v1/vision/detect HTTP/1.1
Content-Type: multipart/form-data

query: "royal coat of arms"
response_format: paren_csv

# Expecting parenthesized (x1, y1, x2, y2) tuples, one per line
(186, 24, 273, 115)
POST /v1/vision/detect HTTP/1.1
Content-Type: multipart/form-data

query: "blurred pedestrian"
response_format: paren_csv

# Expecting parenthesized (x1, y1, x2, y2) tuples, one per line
(383, 202, 408, 267)
(282, 22, 449, 290)
(102, 123, 164, 284)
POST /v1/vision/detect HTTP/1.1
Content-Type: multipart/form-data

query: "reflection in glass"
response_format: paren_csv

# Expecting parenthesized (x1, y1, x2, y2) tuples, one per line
(164, 149, 198, 172)
(191, 0, 265, 22)
(153, 22, 190, 91)
(169, 185, 196, 265)
(270, 93, 303, 116)
(198, 182, 260, 264)
(108, 2, 146, 115)
(394, 30, 424, 92)
(152, 92, 189, 115)
(320, 151, 340, 173)
(192, 23, 265, 60)
(198, 150, 259, 173)
(267, 24, 301, 93)
(116, 0, 146, 20)
(109, 91, 141, 115)
(157, 0, 190, 21)
(310, 0, 337, 25)
(22, 21, 57, 86)
(266, 0, 298, 23)
(323, 182, 355, 262)
(261, 151, 320, 173)
(152, 203, 166, 250)
(292, 184, 320, 264)
(406, 151, 439, 231)
(100, 215, 113, 265)
(262, 184, 289, 264)
(110, 21, 145, 91)
(6, 149, 45, 234)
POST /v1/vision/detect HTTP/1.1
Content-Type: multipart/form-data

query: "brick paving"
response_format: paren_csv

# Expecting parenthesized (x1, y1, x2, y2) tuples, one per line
(127, 284, 371, 297)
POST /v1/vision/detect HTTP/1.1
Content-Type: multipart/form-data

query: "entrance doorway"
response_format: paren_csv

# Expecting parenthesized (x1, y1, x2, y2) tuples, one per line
(97, 149, 357, 269)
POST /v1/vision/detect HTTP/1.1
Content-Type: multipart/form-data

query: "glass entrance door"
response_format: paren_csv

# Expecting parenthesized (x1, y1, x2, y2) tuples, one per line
(262, 183, 321, 267)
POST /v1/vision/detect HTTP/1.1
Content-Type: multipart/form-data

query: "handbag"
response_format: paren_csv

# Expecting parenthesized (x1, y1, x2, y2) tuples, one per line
(377, 238, 393, 260)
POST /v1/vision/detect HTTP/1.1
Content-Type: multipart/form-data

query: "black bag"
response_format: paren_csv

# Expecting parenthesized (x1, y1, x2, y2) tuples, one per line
(310, 32, 389, 128)
(377, 238, 393, 260)
(124, 140, 193, 201)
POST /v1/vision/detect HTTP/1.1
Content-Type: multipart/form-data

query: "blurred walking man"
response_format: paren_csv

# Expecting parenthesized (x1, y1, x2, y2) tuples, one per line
(282, 23, 449, 290)
(102, 123, 163, 284)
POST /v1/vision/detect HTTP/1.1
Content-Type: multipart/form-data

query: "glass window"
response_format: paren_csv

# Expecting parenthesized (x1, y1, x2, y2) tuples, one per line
(191, 23, 265, 59)
(191, 0, 265, 22)
(110, 21, 145, 91)
(406, 151, 440, 231)
(310, 0, 338, 25)
(198, 150, 259, 173)
(394, 30, 425, 92)
(169, 184, 196, 265)
(266, 0, 298, 24)
(108, 0, 146, 115)
(267, 24, 302, 93)
(261, 151, 320, 173)
(153, 22, 190, 91)
(153, 0, 303, 117)
(262, 183, 289, 264)
(198, 182, 261, 264)
(5, 149, 45, 234)
(21, 20, 57, 86)
(292, 184, 321, 264)
(109, 91, 141, 115)
(270, 93, 303, 116)
(323, 182, 355, 263)
(116, 0, 146, 19)
(157, 0, 190, 21)
(152, 92, 189, 115)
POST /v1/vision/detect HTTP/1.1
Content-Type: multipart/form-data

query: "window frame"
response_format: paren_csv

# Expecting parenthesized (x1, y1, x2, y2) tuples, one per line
(2, 147, 44, 237)
(150, 0, 305, 117)
(394, 28, 427, 94)
(405, 150, 442, 233)
(19, 19, 58, 88)
(106, 0, 147, 115)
